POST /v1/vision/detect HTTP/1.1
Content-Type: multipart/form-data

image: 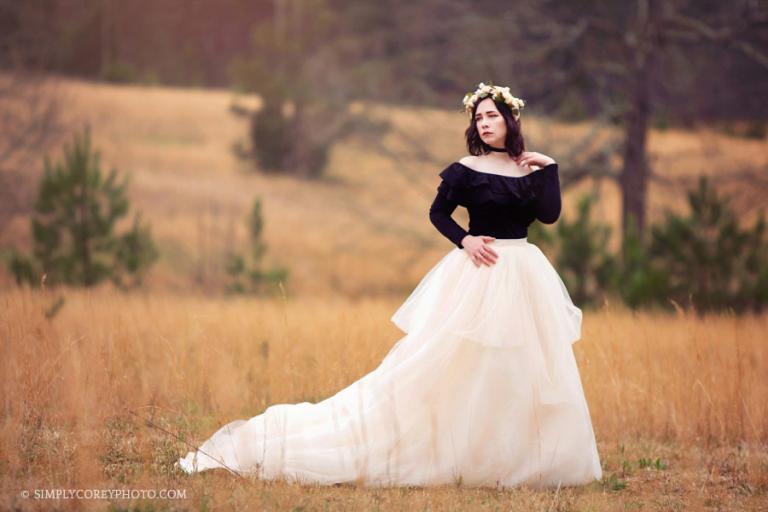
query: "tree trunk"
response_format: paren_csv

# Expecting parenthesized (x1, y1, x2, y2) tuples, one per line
(100, 0, 113, 77)
(620, 0, 660, 254)
(620, 63, 650, 243)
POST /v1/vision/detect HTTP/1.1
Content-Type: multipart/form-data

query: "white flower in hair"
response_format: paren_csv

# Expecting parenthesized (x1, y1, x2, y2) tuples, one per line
(461, 81, 525, 121)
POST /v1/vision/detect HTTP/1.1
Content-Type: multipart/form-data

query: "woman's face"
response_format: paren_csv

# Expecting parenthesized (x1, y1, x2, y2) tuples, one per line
(474, 97, 507, 149)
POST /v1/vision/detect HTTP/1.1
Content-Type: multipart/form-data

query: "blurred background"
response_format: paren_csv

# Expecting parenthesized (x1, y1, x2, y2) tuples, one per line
(2, 3, 768, 508)
(1, 0, 767, 312)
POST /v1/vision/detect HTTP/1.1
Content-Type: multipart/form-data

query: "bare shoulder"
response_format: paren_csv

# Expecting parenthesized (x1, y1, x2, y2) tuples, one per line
(458, 155, 476, 166)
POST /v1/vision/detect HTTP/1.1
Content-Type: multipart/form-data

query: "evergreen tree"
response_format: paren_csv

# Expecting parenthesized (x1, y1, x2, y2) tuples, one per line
(8, 127, 158, 288)
(551, 195, 616, 309)
(647, 175, 768, 314)
(225, 198, 289, 295)
(613, 213, 669, 310)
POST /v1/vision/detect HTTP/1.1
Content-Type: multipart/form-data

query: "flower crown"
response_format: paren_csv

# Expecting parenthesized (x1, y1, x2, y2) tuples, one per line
(461, 82, 525, 121)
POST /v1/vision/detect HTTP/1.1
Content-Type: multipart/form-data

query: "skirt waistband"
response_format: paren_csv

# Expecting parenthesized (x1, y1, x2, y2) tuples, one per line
(489, 237, 529, 247)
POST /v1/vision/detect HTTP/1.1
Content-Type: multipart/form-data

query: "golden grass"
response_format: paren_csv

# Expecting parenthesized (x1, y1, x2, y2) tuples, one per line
(2, 76, 767, 510)
(1, 287, 766, 510)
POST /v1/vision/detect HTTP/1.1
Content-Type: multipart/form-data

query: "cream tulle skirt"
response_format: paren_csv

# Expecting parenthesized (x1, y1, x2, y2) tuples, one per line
(177, 238, 602, 488)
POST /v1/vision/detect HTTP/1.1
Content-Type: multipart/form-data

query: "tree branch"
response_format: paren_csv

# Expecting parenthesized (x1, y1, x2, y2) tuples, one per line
(664, 13, 768, 69)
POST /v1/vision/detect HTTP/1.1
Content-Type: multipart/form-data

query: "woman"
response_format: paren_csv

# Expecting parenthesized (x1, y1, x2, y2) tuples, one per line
(177, 82, 603, 489)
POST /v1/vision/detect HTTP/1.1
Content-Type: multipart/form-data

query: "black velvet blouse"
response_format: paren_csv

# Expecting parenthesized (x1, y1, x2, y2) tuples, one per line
(428, 161, 562, 248)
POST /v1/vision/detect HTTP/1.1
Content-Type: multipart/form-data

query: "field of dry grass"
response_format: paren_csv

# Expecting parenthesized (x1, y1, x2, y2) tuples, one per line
(1, 76, 766, 296)
(1, 287, 767, 510)
(2, 77, 767, 510)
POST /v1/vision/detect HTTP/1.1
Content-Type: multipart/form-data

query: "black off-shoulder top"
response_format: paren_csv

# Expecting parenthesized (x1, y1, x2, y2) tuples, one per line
(428, 161, 561, 248)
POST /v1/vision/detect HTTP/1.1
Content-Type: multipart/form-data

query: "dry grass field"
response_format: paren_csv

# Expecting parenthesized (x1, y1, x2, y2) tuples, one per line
(1, 77, 767, 510)
(1, 288, 767, 510)
(1, 77, 766, 296)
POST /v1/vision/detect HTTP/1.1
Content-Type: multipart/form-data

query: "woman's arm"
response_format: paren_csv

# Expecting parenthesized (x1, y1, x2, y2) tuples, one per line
(533, 163, 561, 224)
(429, 182, 469, 248)
(516, 152, 561, 224)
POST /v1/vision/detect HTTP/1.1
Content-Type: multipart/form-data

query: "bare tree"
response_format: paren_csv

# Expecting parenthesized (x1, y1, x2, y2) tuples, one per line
(0, 1, 66, 240)
(515, 0, 768, 251)
(619, 0, 768, 242)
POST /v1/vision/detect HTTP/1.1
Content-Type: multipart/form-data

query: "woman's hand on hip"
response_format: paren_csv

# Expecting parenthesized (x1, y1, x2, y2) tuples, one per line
(461, 235, 498, 267)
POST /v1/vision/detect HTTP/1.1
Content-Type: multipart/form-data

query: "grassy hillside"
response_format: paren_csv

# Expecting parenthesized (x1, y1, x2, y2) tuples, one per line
(2, 77, 766, 296)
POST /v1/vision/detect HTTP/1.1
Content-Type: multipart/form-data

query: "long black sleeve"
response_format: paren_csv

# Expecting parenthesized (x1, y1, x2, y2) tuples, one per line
(429, 181, 469, 248)
(533, 163, 561, 224)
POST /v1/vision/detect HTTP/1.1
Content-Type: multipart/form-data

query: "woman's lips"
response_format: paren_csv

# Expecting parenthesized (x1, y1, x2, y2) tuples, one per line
(482, 131, 492, 135)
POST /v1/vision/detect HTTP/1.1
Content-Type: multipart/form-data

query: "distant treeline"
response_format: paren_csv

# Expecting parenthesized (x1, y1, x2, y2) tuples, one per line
(1, 0, 767, 124)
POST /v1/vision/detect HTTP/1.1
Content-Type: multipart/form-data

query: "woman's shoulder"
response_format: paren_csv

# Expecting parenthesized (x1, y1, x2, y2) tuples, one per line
(439, 160, 463, 183)
(440, 156, 475, 177)
(458, 155, 476, 166)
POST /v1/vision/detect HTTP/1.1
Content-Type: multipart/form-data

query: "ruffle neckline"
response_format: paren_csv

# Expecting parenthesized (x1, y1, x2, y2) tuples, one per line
(439, 162, 558, 205)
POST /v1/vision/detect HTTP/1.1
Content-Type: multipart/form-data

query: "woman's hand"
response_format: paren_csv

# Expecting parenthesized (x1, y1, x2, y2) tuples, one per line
(515, 151, 556, 170)
(461, 235, 498, 267)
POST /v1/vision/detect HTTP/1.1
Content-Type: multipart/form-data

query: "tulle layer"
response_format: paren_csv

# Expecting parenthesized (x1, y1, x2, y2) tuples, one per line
(177, 238, 602, 488)
(390, 238, 583, 405)
(392, 237, 581, 348)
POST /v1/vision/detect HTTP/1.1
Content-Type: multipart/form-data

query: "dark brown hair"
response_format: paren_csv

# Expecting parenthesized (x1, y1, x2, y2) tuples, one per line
(465, 97, 525, 157)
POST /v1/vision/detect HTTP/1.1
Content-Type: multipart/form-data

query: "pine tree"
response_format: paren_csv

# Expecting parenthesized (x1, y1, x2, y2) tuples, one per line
(552, 195, 616, 308)
(8, 127, 157, 288)
(225, 198, 289, 295)
(648, 175, 768, 314)
(613, 213, 669, 310)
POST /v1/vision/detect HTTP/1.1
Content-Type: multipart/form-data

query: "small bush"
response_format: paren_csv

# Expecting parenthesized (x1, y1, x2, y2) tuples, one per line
(8, 127, 158, 288)
(226, 198, 289, 296)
